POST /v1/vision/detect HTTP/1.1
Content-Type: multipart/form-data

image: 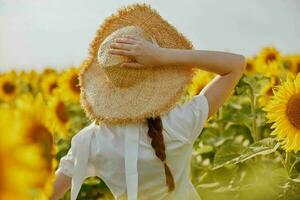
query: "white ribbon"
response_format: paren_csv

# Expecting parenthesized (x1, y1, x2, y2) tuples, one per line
(124, 123, 140, 200)
(69, 121, 140, 200)
(71, 122, 95, 200)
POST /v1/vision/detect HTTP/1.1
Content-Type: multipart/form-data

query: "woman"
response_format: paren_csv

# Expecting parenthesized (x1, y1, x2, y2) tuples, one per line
(50, 4, 246, 200)
(50, 36, 246, 200)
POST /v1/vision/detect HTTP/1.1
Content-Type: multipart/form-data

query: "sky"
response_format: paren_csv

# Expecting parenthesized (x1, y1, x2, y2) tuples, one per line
(0, 0, 300, 72)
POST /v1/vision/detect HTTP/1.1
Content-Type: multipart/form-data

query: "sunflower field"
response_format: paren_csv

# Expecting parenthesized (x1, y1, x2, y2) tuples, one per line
(0, 47, 300, 200)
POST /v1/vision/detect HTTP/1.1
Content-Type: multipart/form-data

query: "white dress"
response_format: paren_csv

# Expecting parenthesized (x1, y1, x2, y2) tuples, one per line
(56, 91, 209, 200)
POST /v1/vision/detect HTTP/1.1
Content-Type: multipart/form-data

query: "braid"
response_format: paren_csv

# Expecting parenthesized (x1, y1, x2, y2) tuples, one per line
(146, 116, 175, 192)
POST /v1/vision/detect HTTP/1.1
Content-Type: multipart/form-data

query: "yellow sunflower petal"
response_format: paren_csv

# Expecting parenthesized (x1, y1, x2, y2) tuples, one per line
(263, 73, 300, 151)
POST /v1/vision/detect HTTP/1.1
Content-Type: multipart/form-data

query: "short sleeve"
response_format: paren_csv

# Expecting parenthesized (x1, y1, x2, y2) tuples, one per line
(55, 122, 98, 178)
(162, 91, 209, 143)
(55, 136, 77, 177)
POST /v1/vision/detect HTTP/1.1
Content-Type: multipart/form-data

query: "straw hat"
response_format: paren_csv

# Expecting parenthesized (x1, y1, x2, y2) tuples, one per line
(78, 3, 196, 125)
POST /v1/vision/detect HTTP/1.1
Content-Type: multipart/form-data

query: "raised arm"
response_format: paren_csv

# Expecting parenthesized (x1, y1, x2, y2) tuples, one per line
(157, 48, 246, 118)
(108, 35, 246, 118)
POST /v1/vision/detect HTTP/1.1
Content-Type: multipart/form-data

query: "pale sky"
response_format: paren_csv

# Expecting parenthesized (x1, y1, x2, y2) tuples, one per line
(0, 0, 300, 72)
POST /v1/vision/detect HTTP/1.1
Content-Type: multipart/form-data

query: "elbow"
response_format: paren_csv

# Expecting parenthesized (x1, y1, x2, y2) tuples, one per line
(235, 54, 246, 73)
(240, 55, 247, 72)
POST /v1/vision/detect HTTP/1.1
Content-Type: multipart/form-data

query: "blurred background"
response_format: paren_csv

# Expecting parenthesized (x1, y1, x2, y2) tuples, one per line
(0, 1, 300, 200)
(1, 0, 300, 71)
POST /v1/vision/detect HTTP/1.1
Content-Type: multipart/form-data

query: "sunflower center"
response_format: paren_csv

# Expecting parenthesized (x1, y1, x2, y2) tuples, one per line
(49, 82, 58, 94)
(286, 94, 300, 129)
(266, 87, 273, 96)
(284, 60, 292, 70)
(297, 61, 300, 73)
(274, 76, 280, 85)
(27, 123, 53, 166)
(246, 62, 253, 71)
(2, 81, 15, 94)
(265, 53, 277, 64)
(70, 75, 80, 93)
(56, 102, 68, 123)
(28, 123, 52, 144)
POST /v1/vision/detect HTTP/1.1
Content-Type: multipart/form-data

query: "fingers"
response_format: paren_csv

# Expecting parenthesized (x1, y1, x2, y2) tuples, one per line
(120, 62, 145, 68)
(108, 49, 134, 57)
(110, 42, 134, 51)
(110, 35, 140, 51)
(108, 35, 139, 56)
(122, 35, 139, 41)
(114, 37, 137, 44)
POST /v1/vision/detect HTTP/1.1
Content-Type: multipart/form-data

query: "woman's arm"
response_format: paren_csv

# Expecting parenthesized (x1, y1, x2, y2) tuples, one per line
(108, 35, 246, 118)
(49, 170, 72, 200)
(159, 48, 246, 75)
(158, 48, 246, 118)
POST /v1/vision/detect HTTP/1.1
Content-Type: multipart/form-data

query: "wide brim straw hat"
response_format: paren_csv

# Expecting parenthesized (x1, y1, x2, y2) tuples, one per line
(78, 3, 197, 125)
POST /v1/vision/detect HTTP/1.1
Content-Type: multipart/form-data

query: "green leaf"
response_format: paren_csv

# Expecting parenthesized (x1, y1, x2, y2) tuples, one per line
(198, 127, 227, 148)
(295, 151, 300, 162)
(213, 138, 280, 170)
(213, 141, 246, 169)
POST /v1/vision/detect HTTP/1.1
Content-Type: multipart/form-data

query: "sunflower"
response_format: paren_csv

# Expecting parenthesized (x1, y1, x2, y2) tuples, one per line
(15, 93, 57, 198)
(0, 70, 18, 102)
(15, 93, 54, 159)
(255, 47, 281, 75)
(256, 47, 281, 65)
(263, 73, 300, 151)
(0, 105, 56, 199)
(18, 70, 41, 94)
(245, 57, 256, 75)
(282, 55, 300, 76)
(40, 72, 59, 99)
(0, 139, 43, 199)
(256, 58, 281, 78)
(48, 91, 70, 139)
(266, 61, 281, 77)
(58, 67, 80, 102)
(41, 67, 57, 76)
(186, 70, 211, 99)
(18, 110, 57, 199)
(258, 75, 281, 107)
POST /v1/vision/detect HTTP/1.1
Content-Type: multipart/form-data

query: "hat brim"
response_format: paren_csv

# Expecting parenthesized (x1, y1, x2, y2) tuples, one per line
(79, 3, 196, 125)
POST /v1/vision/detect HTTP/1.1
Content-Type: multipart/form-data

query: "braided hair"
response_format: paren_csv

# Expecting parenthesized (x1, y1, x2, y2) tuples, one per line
(146, 116, 175, 192)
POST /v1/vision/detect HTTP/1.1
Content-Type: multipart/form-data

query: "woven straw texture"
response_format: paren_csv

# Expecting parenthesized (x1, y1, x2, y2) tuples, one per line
(79, 3, 197, 125)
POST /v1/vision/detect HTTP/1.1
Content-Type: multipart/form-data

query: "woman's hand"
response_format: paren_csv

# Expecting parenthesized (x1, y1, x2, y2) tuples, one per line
(108, 35, 163, 68)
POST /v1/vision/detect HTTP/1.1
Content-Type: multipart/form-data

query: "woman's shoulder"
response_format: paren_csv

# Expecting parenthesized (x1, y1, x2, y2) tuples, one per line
(71, 121, 97, 143)
(161, 93, 209, 143)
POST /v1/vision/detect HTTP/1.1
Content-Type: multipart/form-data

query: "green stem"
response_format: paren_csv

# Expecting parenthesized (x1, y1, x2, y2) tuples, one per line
(289, 160, 298, 176)
(276, 150, 289, 175)
(276, 151, 293, 200)
(248, 83, 258, 142)
(285, 152, 292, 176)
(218, 106, 224, 136)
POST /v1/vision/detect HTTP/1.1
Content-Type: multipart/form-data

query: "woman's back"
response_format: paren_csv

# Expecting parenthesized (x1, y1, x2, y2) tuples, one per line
(56, 92, 209, 200)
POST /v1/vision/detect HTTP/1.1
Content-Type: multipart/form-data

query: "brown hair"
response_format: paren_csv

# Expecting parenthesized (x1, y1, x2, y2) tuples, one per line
(146, 116, 175, 192)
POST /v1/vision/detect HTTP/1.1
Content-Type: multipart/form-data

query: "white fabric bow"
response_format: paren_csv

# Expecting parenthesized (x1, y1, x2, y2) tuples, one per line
(70, 121, 140, 200)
